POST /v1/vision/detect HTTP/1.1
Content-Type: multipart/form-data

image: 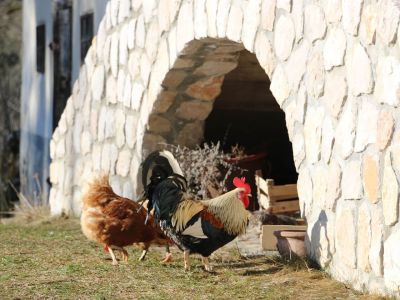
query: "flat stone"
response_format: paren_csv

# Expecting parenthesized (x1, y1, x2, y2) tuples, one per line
(347, 42, 374, 96)
(295, 84, 307, 124)
(158, 0, 170, 33)
(206, 0, 217, 37)
(292, 0, 304, 43)
(131, 0, 142, 11)
(357, 203, 372, 272)
(363, 153, 380, 204)
(323, 27, 346, 70)
(140, 54, 151, 85)
(80, 131, 92, 155)
(96, 20, 107, 62)
(122, 181, 133, 199)
(117, 70, 126, 104)
(65, 100, 75, 126)
(110, 32, 119, 78)
(109, 145, 119, 175)
(92, 144, 102, 171)
(101, 144, 111, 172)
(119, 25, 128, 66)
(142, 0, 156, 22)
(324, 68, 347, 118)
(270, 65, 290, 106)
(128, 51, 141, 80)
(261, 0, 276, 31)
(384, 228, 400, 289)
(148, 114, 171, 134)
(186, 76, 224, 101)
(342, 0, 363, 36)
(167, 0, 181, 24)
(255, 31, 276, 77)
(326, 160, 341, 211)
(123, 74, 132, 108)
(127, 19, 137, 50)
(382, 152, 399, 226)
(126, 114, 139, 149)
(162, 70, 188, 89)
(370, 206, 384, 276)
(217, 0, 231, 38)
(73, 114, 83, 153)
(226, 3, 243, 42)
(335, 204, 357, 268)
(335, 97, 357, 159)
(312, 165, 328, 209)
(274, 14, 295, 61)
(143, 134, 167, 152)
(135, 15, 146, 48)
(304, 4, 327, 42)
(375, 56, 400, 107)
(176, 101, 213, 121)
(325, 0, 342, 23)
(105, 109, 115, 139)
(360, 4, 377, 44)
(355, 99, 378, 152)
(292, 132, 305, 170)
(297, 169, 313, 217)
(304, 106, 324, 164)
(115, 109, 126, 148)
(56, 139, 66, 159)
(377, 0, 400, 45)
(116, 150, 132, 177)
(168, 26, 177, 67)
(110, 0, 119, 27)
(91, 65, 104, 101)
(377, 110, 395, 150)
(177, 1, 194, 52)
(153, 90, 176, 113)
(342, 159, 363, 200)
(285, 41, 310, 91)
(321, 116, 334, 164)
(306, 48, 325, 99)
(106, 76, 117, 104)
(194, 0, 207, 39)
(194, 61, 237, 77)
(173, 58, 195, 69)
(104, 36, 111, 72)
(175, 122, 204, 148)
(148, 38, 170, 103)
(241, 0, 261, 51)
(90, 109, 98, 138)
(97, 107, 107, 142)
(277, 0, 291, 12)
(145, 19, 160, 63)
(131, 82, 144, 111)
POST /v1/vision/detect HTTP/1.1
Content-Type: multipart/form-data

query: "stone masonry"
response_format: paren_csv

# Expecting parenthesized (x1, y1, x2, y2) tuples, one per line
(49, 0, 400, 296)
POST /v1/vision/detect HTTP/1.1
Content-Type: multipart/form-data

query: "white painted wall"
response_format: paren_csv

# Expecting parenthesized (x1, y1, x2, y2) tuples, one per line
(20, 0, 54, 203)
(71, 0, 108, 82)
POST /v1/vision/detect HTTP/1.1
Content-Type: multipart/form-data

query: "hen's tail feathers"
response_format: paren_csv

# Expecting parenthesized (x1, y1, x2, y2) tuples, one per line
(83, 175, 117, 208)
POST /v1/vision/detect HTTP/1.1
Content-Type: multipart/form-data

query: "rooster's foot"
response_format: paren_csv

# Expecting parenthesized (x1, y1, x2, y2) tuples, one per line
(162, 252, 172, 263)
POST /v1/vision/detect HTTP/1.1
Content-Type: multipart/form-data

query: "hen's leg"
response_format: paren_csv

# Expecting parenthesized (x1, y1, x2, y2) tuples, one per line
(162, 245, 172, 263)
(184, 250, 190, 271)
(139, 249, 148, 261)
(113, 246, 129, 262)
(202, 256, 213, 272)
(107, 246, 118, 265)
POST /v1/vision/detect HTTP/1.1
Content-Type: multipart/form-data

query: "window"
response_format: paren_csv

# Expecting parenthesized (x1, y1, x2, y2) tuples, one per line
(80, 13, 93, 63)
(36, 24, 45, 73)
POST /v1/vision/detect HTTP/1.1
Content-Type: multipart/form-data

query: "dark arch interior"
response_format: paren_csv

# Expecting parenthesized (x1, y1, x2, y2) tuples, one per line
(204, 50, 298, 204)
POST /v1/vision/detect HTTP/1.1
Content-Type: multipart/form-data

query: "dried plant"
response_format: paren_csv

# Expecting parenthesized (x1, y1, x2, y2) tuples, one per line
(165, 142, 245, 200)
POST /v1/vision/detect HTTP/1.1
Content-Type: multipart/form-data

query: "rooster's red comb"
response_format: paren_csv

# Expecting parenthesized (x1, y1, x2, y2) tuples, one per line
(233, 177, 251, 194)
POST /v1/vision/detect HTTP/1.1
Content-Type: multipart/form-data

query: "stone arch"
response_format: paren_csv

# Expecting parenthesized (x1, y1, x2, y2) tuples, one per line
(49, 0, 400, 296)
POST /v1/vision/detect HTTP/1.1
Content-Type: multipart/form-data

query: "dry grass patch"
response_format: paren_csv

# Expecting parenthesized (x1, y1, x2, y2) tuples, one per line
(0, 218, 388, 299)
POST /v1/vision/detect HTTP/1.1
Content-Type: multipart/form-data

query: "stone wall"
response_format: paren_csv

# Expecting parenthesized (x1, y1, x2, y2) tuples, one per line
(49, 0, 400, 296)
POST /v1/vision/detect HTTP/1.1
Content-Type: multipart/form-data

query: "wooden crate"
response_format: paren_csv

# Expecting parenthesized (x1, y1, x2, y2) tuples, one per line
(255, 176, 299, 214)
(260, 225, 307, 250)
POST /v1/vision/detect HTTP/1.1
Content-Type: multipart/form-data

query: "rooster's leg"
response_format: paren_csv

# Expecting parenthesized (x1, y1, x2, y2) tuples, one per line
(139, 249, 148, 261)
(202, 256, 213, 272)
(162, 245, 172, 263)
(113, 246, 129, 262)
(184, 250, 190, 271)
(107, 246, 118, 265)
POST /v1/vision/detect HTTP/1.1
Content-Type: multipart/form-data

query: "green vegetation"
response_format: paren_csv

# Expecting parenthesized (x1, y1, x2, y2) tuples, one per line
(0, 218, 386, 300)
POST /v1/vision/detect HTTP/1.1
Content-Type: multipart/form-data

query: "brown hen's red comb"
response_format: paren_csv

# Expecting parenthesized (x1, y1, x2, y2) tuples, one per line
(233, 177, 251, 194)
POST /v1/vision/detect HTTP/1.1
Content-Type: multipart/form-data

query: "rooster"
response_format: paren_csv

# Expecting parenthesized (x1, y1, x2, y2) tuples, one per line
(81, 175, 172, 265)
(142, 150, 251, 271)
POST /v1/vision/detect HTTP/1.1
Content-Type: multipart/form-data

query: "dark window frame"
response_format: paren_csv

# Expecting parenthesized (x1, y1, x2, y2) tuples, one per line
(36, 24, 46, 73)
(80, 12, 94, 63)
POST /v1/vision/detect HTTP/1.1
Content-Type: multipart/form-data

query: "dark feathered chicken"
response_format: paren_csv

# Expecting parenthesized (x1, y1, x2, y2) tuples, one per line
(142, 150, 251, 271)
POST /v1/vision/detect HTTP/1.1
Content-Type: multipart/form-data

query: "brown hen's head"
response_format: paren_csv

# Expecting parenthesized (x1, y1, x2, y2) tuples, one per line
(233, 177, 251, 209)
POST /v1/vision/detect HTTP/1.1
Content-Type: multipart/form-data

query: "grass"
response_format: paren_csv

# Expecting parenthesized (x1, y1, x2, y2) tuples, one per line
(0, 217, 387, 300)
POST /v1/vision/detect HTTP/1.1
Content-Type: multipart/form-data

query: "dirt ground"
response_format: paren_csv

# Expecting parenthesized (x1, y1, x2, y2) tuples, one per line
(0, 217, 388, 300)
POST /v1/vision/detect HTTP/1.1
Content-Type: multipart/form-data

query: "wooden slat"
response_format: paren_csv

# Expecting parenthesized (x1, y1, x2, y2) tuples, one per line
(266, 200, 300, 214)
